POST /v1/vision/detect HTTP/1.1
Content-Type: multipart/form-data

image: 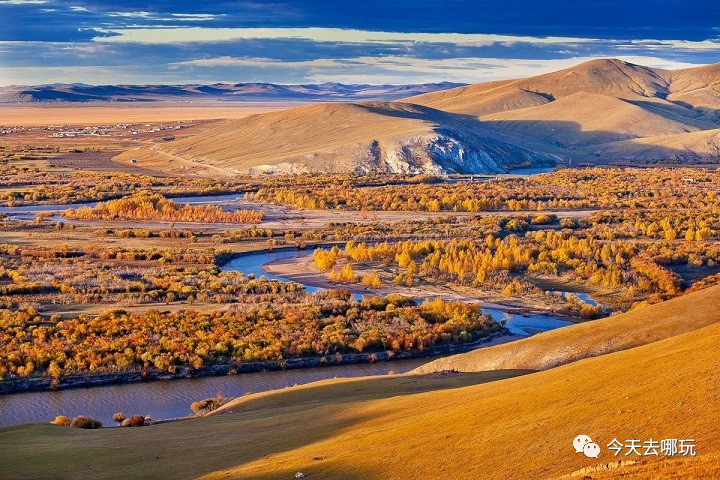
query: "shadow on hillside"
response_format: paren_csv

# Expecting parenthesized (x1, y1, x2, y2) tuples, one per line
(357, 101, 720, 166)
(219, 369, 528, 414)
(629, 99, 720, 125)
(0, 371, 528, 480)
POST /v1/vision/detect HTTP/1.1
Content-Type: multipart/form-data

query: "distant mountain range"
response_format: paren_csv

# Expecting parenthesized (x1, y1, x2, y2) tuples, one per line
(0, 82, 465, 104)
(116, 59, 720, 175)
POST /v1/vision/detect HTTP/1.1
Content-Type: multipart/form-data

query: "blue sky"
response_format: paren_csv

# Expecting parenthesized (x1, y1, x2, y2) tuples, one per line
(0, 0, 719, 86)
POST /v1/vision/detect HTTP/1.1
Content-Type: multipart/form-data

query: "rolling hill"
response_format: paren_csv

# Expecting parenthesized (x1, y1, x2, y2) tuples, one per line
(480, 91, 700, 148)
(1, 285, 719, 479)
(115, 58, 720, 175)
(593, 128, 720, 162)
(115, 102, 560, 176)
(410, 59, 664, 106)
(409, 59, 720, 117)
(665, 63, 720, 111)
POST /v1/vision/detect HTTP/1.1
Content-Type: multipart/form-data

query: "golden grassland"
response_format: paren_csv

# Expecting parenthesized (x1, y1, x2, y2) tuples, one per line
(2, 67, 720, 480)
(0, 104, 295, 126)
(1, 286, 719, 479)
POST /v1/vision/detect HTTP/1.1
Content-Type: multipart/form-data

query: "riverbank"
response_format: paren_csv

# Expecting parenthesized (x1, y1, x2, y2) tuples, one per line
(0, 331, 515, 395)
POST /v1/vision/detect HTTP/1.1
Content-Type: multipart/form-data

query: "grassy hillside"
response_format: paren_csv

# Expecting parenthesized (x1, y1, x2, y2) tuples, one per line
(114, 59, 720, 176)
(116, 101, 558, 176)
(481, 91, 699, 147)
(405, 81, 553, 116)
(593, 128, 720, 162)
(1, 286, 719, 479)
(209, 320, 720, 479)
(413, 284, 720, 373)
(118, 102, 435, 175)
(410, 59, 719, 115)
(0, 371, 525, 480)
(666, 63, 720, 110)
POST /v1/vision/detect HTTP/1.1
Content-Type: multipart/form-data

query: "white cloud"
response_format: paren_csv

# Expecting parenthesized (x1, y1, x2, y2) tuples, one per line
(1, 24, 715, 86)
(60, 43, 114, 55)
(173, 56, 351, 68)
(94, 27, 720, 55)
(615, 39, 720, 51)
(0, 65, 191, 85)
(107, 11, 153, 19)
(304, 56, 701, 84)
(169, 13, 221, 22)
(96, 27, 598, 45)
(1, 54, 703, 87)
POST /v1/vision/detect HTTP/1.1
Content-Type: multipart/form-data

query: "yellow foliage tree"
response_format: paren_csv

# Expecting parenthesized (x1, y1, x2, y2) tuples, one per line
(361, 272, 382, 288)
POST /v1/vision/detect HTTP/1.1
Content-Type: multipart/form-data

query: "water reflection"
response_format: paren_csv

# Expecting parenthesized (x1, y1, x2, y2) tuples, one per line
(0, 358, 429, 428)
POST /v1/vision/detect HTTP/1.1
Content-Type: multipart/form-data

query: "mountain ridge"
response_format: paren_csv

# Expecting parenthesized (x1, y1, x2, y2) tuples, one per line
(0, 81, 465, 104)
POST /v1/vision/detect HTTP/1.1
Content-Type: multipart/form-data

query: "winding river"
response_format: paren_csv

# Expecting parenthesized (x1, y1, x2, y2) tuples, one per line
(0, 176, 586, 428)
(0, 248, 579, 428)
(222, 248, 575, 336)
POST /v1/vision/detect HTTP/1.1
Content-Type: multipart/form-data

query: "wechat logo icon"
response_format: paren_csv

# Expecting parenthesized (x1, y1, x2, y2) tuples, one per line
(574, 434, 601, 458)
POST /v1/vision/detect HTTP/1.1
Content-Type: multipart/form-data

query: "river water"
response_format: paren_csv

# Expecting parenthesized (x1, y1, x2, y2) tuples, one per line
(0, 193, 246, 221)
(223, 248, 576, 336)
(0, 358, 429, 428)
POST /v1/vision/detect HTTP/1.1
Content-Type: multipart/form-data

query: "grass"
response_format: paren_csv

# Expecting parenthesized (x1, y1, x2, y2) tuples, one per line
(109, 60, 720, 175)
(0, 371, 524, 480)
(0, 105, 290, 126)
(1, 286, 719, 479)
(207, 315, 720, 479)
(413, 284, 720, 373)
(586, 452, 720, 479)
(113, 102, 439, 175)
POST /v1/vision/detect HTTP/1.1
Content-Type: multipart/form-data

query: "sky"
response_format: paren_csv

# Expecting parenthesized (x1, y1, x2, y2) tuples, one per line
(0, 0, 719, 86)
